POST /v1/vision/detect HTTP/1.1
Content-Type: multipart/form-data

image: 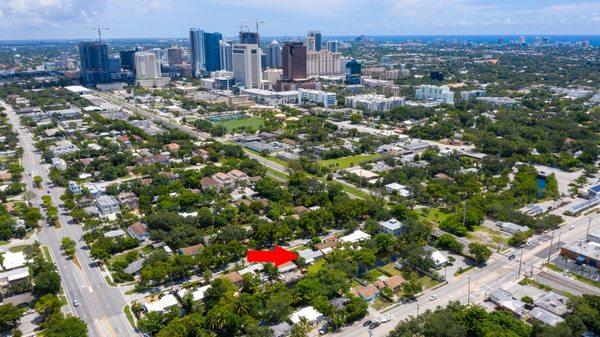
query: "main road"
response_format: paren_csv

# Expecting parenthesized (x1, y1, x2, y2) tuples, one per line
(3, 100, 137, 337)
(331, 211, 600, 337)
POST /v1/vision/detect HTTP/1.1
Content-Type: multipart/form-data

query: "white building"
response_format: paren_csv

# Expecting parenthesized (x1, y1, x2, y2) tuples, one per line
(384, 183, 410, 197)
(290, 306, 323, 324)
(339, 230, 371, 244)
(345, 94, 405, 112)
(306, 50, 344, 76)
(95, 195, 120, 217)
(263, 68, 283, 85)
(265, 40, 282, 68)
(240, 89, 298, 106)
(135, 52, 161, 80)
(460, 89, 486, 100)
(298, 89, 337, 107)
(232, 44, 262, 89)
(144, 294, 180, 313)
(415, 85, 454, 104)
(219, 41, 233, 71)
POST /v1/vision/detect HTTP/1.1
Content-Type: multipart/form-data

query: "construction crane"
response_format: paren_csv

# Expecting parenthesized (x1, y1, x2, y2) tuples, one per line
(253, 20, 264, 33)
(91, 26, 110, 42)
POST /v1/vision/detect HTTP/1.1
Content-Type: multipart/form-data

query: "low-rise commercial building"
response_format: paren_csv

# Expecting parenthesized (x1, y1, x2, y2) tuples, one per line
(345, 94, 405, 112)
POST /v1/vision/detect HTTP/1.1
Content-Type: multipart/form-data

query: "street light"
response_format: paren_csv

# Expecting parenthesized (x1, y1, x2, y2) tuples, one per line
(467, 276, 471, 306)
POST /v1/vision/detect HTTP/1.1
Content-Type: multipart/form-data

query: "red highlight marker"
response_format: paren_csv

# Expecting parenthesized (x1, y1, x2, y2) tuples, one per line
(247, 246, 298, 267)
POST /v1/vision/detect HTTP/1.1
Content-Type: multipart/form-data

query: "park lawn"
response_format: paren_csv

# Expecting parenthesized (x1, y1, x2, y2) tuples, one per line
(319, 153, 381, 169)
(216, 117, 264, 131)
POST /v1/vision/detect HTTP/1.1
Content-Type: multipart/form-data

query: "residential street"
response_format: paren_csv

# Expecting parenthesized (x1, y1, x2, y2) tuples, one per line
(3, 100, 137, 337)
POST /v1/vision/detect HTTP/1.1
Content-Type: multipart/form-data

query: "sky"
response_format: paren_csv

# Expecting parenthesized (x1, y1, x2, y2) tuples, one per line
(0, 0, 599, 40)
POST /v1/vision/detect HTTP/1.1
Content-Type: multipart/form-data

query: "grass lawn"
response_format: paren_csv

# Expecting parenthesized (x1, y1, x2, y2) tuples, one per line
(372, 298, 393, 310)
(418, 208, 451, 224)
(42, 246, 52, 262)
(124, 305, 136, 328)
(216, 117, 264, 131)
(421, 275, 441, 290)
(9, 244, 28, 253)
(363, 269, 385, 282)
(380, 263, 403, 276)
(319, 153, 381, 169)
(307, 260, 325, 275)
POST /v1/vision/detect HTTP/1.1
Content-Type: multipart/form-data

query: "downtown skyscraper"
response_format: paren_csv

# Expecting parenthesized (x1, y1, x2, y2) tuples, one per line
(189, 28, 222, 77)
(79, 41, 110, 84)
(282, 42, 307, 81)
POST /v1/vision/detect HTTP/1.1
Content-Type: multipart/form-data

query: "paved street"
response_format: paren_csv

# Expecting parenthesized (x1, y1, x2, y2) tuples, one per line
(3, 100, 137, 337)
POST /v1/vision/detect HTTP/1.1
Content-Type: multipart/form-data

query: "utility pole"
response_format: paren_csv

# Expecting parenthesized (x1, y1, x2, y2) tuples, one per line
(462, 201, 467, 228)
(547, 231, 555, 264)
(556, 231, 561, 253)
(518, 249, 523, 277)
(467, 276, 471, 305)
(586, 216, 592, 238)
(416, 303, 420, 317)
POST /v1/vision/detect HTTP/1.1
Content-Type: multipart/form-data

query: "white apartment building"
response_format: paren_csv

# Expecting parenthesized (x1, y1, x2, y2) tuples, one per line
(219, 41, 233, 71)
(135, 52, 161, 79)
(240, 89, 298, 106)
(345, 94, 405, 112)
(298, 89, 337, 107)
(306, 50, 344, 77)
(415, 85, 454, 104)
(232, 44, 262, 89)
(263, 68, 283, 84)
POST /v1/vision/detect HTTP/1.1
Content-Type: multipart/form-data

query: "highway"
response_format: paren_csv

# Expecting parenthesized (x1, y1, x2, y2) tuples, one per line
(3, 100, 137, 337)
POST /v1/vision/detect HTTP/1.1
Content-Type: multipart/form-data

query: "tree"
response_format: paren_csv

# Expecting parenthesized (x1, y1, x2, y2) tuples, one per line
(61, 237, 76, 258)
(138, 311, 165, 335)
(265, 291, 293, 323)
(468, 242, 492, 264)
(34, 294, 62, 321)
(45, 317, 88, 337)
(349, 113, 362, 124)
(33, 270, 61, 296)
(203, 278, 235, 311)
(343, 296, 368, 323)
(0, 304, 22, 332)
(402, 272, 423, 299)
(521, 295, 534, 305)
(436, 233, 463, 254)
(33, 176, 43, 188)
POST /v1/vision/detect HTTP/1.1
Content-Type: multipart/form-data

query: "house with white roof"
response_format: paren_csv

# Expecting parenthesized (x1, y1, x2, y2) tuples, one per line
(380, 218, 404, 235)
(143, 294, 180, 313)
(339, 230, 371, 244)
(384, 183, 410, 197)
(289, 306, 323, 324)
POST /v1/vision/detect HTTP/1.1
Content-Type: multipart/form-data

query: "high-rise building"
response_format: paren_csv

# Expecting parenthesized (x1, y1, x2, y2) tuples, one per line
(326, 40, 338, 53)
(307, 31, 322, 51)
(167, 47, 183, 66)
(119, 49, 139, 72)
(239, 31, 259, 44)
(190, 28, 223, 77)
(518, 36, 526, 45)
(415, 85, 454, 104)
(204, 32, 222, 73)
(306, 50, 344, 76)
(220, 41, 233, 71)
(108, 57, 121, 73)
(150, 48, 163, 64)
(232, 44, 262, 89)
(282, 42, 307, 81)
(134, 52, 161, 79)
(266, 40, 282, 68)
(345, 59, 362, 84)
(190, 28, 205, 77)
(79, 41, 111, 84)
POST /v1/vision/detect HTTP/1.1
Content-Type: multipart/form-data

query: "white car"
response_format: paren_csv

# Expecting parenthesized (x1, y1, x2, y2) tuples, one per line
(569, 225, 575, 230)
(377, 315, 393, 323)
(429, 295, 438, 301)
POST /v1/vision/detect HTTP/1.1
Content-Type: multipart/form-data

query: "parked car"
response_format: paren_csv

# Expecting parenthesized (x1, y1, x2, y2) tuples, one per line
(508, 254, 516, 260)
(369, 322, 380, 330)
(429, 295, 438, 301)
(377, 315, 392, 323)
(363, 320, 373, 327)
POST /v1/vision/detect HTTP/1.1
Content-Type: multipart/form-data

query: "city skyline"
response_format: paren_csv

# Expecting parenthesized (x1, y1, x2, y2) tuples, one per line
(0, 0, 599, 40)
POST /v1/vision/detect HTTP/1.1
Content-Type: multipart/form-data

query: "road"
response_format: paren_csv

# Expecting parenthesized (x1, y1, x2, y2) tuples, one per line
(330, 210, 600, 337)
(3, 100, 137, 337)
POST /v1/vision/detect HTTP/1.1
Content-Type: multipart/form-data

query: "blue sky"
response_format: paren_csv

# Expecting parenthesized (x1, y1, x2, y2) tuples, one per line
(0, 0, 598, 40)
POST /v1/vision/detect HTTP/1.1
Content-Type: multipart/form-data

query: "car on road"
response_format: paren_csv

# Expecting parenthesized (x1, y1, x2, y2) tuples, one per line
(429, 295, 438, 301)
(369, 322, 380, 330)
(363, 320, 373, 327)
(569, 225, 575, 230)
(377, 315, 392, 323)
(508, 254, 516, 260)
(73, 300, 79, 307)
(318, 326, 328, 335)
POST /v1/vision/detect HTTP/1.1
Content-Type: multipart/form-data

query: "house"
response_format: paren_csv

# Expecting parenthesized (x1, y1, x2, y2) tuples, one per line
(218, 271, 243, 287)
(270, 322, 292, 337)
(289, 306, 323, 324)
(165, 143, 180, 152)
(143, 294, 180, 313)
(489, 288, 526, 317)
(118, 192, 139, 209)
(529, 307, 564, 326)
(68, 181, 82, 195)
(374, 275, 405, 291)
(339, 230, 371, 244)
(1, 251, 28, 270)
(227, 169, 249, 182)
(350, 285, 380, 302)
(293, 206, 309, 215)
(298, 249, 324, 264)
(278, 262, 298, 274)
(193, 148, 210, 160)
(200, 177, 219, 191)
(429, 250, 448, 268)
(314, 241, 336, 254)
(104, 229, 126, 239)
(384, 183, 410, 197)
(127, 223, 150, 241)
(177, 285, 211, 302)
(211, 172, 235, 189)
(95, 195, 120, 217)
(534, 291, 570, 316)
(51, 157, 67, 170)
(0, 267, 29, 288)
(495, 221, 529, 234)
(280, 270, 304, 284)
(178, 243, 204, 256)
(380, 218, 403, 235)
(123, 258, 146, 275)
